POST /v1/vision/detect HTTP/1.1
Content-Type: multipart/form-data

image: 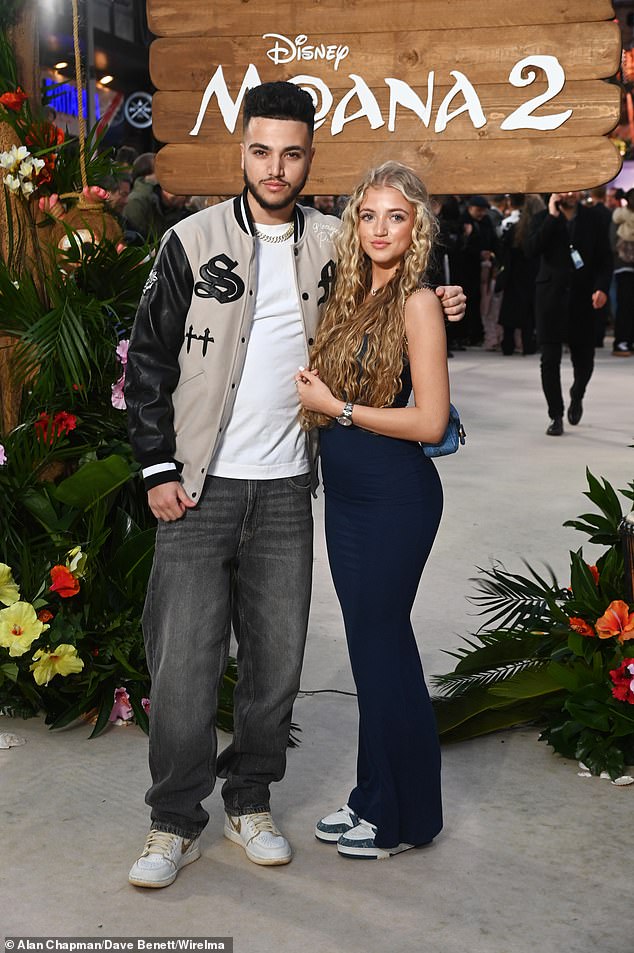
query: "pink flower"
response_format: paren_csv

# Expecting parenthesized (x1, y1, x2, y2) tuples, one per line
(0, 444, 6, 466)
(142, 697, 150, 715)
(111, 372, 126, 410)
(111, 340, 130, 410)
(116, 339, 129, 365)
(109, 687, 133, 722)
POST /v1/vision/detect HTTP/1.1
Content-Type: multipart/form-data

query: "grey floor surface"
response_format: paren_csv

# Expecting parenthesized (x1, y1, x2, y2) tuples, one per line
(1, 344, 633, 952)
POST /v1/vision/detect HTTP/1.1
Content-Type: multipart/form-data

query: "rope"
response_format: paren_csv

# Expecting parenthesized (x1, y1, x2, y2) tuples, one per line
(60, 0, 100, 207)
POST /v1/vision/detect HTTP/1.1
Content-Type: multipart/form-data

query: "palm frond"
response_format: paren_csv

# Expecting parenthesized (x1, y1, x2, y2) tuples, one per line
(433, 657, 547, 698)
(468, 561, 565, 632)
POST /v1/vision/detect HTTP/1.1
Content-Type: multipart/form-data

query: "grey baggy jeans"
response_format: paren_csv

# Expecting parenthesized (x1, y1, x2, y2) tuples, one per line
(142, 473, 313, 838)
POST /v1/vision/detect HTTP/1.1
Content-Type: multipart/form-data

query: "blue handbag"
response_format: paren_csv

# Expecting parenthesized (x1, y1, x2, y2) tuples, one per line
(422, 403, 466, 457)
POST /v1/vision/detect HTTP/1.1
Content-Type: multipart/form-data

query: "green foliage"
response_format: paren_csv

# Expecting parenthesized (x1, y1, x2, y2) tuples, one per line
(563, 468, 634, 546)
(433, 471, 634, 778)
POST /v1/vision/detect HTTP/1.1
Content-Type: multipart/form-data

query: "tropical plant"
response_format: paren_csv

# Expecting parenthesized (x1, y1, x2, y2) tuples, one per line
(432, 470, 634, 779)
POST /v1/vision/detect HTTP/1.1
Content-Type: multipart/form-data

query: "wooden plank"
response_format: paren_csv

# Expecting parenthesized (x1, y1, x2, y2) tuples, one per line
(147, 0, 616, 37)
(152, 80, 621, 143)
(155, 137, 622, 194)
(150, 22, 621, 90)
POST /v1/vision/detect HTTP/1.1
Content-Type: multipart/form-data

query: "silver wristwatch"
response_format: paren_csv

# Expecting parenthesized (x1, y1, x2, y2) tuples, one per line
(336, 401, 354, 426)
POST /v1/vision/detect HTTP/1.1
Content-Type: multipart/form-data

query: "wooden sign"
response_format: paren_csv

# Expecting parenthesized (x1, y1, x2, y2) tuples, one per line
(148, 0, 622, 194)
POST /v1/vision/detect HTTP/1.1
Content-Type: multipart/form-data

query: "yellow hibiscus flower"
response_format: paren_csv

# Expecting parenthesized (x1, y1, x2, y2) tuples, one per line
(0, 563, 20, 606)
(0, 601, 49, 656)
(30, 643, 84, 686)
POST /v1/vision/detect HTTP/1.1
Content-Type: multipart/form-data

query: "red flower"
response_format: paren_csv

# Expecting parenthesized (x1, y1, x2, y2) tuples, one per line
(49, 565, 80, 598)
(25, 121, 65, 183)
(588, 564, 600, 585)
(53, 411, 77, 436)
(0, 87, 27, 112)
(569, 617, 595, 637)
(596, 600, 634, 642)
(37, 609, 54, 623)
(35, 410, 77, 443)
(609, 659, 634, 705)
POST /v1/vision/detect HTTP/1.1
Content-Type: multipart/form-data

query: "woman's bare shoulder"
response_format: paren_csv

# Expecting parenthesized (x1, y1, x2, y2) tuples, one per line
(405, 287, 443, 321)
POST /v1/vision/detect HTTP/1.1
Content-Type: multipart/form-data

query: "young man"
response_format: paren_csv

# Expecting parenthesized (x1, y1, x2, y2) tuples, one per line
(125, 82, 465, 888)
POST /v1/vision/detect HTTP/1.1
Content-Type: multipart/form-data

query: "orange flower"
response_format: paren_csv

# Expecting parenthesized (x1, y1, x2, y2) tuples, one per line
(588, 564, 600, 585)
(595, 600, 634, 642)
(37, 609, 54, 623)
(49, 565, 80, 598)
(0, 88, 27, 112)
(569, 617, 595, 637)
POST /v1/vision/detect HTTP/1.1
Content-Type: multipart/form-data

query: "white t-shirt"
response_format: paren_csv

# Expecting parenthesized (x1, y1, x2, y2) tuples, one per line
(208, 222, 310, 479)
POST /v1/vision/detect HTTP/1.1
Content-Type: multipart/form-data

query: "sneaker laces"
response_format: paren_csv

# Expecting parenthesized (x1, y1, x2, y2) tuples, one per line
(142, 829, 180, 857)
(245, 812, 280, 836)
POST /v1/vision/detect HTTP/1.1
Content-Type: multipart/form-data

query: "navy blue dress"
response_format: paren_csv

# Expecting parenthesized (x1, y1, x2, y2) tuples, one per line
(319, 364, 443, 848)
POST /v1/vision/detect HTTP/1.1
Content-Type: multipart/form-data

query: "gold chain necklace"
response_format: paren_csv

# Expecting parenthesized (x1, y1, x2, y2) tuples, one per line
(254, 223, 294, 244)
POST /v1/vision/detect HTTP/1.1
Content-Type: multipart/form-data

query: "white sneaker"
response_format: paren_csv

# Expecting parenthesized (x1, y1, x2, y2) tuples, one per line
(224, 811, 292, 866)
(315, 804, 359, 843)
(336, 819, 415, 860)
(128, 829, 201, 888)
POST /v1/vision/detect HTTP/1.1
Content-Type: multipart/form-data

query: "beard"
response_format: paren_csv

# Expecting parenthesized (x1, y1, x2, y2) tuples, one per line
(243, 168, 309, 213)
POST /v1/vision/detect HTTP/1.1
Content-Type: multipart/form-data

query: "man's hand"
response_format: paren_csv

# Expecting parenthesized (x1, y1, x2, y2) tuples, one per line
(592, 290, 608, 310)
(548, 193, 562, 217)
(436, 285, 466, 322)
(148, 482, 196, 521)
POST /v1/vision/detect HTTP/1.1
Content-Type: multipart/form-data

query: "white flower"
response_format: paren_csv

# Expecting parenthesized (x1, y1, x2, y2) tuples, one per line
(4, 173, 20, 193)
(21, 180, 35, 197)
(32, 157, 45, 173)
(19, 159, 34, 178)
(0, 145, 29, 171)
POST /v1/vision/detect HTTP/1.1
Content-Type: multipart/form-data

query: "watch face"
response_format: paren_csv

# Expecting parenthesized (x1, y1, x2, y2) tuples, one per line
(337, 416, 352, 427)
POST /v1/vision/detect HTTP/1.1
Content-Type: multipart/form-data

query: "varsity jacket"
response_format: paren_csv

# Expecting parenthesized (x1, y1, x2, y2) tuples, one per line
(125, 191, 340, 503)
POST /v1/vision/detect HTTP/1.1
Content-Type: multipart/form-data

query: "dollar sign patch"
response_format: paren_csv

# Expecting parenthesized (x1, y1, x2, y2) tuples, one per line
(317, 259, 337, 306)
(195, 254, 245, 304)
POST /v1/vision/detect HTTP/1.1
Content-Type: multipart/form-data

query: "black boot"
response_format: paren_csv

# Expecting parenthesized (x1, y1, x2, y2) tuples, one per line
(567, 395, 583, 426)
(546, 417, 564, 436)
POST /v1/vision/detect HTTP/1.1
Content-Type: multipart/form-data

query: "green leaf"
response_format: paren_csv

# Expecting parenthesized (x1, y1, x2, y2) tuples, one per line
(488, 667, 561, 700)
(89, 684, 116, 738)
(569, 550, 604, 616)
(439, 700, 546, 742)
(52, 455, 133, 510)
(128, 689, 149, 736)
(548, 661, 595, 693)
(0, 662, 19, 683)
(114, 528, 156, 589)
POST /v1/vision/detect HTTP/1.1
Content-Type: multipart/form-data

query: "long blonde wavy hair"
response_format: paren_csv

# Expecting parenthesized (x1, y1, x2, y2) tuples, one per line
(300, 161, 438, 430)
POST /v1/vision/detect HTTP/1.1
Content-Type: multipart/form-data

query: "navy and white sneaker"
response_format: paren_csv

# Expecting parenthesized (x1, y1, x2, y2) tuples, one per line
(336, 819, 416, 860)
(314, 804, 359, 843)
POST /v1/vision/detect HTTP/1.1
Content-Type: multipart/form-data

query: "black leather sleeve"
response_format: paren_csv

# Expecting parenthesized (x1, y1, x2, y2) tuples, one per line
(125, 231, 194, 479)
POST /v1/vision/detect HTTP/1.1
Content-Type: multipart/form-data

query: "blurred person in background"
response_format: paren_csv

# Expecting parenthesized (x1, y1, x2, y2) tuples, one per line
(527, 191, 612, 436)
(123, 152, 192, 241)
(497, 193, 544, 356)
(610, 186, 634, 356)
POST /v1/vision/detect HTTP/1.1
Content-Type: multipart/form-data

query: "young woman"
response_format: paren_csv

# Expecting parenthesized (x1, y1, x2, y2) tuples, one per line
(296, 161, 449, 860)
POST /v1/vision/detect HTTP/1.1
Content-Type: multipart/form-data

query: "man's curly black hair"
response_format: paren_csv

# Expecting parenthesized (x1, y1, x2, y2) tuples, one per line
(243, 82, 315, 138)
